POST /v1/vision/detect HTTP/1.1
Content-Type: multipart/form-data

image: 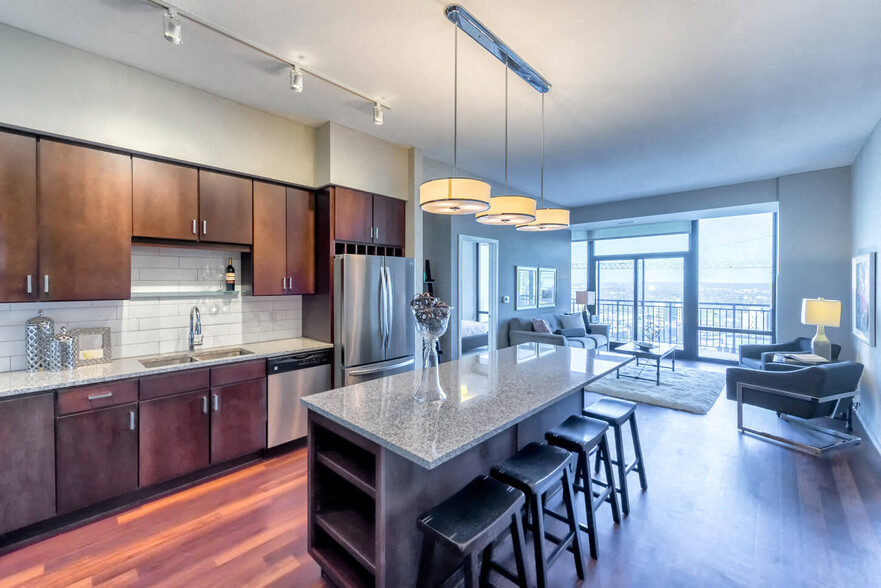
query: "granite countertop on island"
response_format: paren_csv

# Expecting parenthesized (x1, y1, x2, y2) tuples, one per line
(302, 343, 633, 469)
(0, 337, 333, 400)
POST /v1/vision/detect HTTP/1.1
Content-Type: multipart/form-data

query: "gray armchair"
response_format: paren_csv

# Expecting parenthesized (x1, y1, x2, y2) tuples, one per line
(738, 337, 842, 370)
(725, 361, 863, 454)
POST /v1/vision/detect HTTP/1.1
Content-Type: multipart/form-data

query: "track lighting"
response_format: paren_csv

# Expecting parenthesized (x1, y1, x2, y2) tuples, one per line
(163, 9, 182, 45)
(290, 65, 303, 93)
(373, 103, 383, 125)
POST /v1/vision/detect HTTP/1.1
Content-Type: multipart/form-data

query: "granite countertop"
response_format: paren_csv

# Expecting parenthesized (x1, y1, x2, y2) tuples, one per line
(302, 343, 633, 469)
(0, 337, 333, 400)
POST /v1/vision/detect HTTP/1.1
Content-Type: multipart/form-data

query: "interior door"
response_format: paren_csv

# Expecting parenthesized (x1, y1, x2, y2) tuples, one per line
(338, 255, 385, 367)
(252, 181, 287, 296)
(384, 256, 415, 361)
(0, 131, 37, 303)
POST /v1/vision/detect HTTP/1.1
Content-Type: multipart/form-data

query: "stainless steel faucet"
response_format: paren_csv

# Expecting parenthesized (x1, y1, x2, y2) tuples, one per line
(189, 306, 203, 352)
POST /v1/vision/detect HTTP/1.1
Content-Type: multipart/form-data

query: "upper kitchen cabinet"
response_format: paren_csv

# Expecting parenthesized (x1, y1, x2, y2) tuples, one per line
(333, 187, 406, 248)
(372, 194, 406, 248)
(39, 140, 132, 301)
(199, 170, 253, 245)
(132, 158, 199, 241)
(286, 187, 316, 293)
(0, 131, 37, 303)
(252, 182, 315, 295)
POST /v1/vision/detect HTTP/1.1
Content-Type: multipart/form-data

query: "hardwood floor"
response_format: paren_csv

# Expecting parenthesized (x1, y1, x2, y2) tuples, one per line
(1, 360, 880, 587)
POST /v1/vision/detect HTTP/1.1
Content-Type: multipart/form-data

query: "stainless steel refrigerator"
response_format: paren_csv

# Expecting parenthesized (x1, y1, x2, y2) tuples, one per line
(334, 255, 415, 386)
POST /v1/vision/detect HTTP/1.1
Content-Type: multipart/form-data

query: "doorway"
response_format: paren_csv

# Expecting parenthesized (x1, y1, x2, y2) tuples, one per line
(458, 235, 499, 358)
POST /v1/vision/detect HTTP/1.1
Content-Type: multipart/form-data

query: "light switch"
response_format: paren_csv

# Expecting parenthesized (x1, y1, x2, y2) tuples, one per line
(502, 295, 511, 304)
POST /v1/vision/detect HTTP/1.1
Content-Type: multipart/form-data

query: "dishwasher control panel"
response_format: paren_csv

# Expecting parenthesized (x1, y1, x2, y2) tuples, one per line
(268, 349, 332, 374)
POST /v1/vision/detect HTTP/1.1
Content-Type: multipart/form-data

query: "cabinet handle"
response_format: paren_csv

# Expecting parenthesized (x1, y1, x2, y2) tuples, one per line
(26, 275, 32, 294)
(213, 394, 220, 412)
(202, 220, 207, 235)
(87, 392, 113, 400)
(44, 275, 49, 294)
(202, 396, 208, 414)
(282, 277, 287, 291)
(129, 410, 136, 431)
(192, 219, 197, 235)
(370, 226, 374, 239)
(375, 226, 379, 240)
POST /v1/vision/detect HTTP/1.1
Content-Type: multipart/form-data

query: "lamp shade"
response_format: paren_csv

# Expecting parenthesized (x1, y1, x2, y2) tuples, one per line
(475, 196, 537, 225)
(516, 208, 570, 231)
(419, 177, 492, 215)
(575, 290, 596, 305)
(801, 298, 841, 327)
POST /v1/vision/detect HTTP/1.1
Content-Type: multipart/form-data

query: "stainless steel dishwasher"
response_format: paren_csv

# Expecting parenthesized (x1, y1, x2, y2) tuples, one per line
(267, 348, 333, 447)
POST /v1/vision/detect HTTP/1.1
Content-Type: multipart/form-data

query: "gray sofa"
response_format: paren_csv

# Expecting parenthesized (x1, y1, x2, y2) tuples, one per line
(508, 311, 609, 350)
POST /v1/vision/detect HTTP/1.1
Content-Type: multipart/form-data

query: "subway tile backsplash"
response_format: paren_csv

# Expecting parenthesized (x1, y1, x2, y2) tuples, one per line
(0, 246, 303, 373)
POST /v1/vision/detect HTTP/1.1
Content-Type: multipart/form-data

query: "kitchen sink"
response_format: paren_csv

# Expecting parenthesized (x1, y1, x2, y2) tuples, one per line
(192, 348, 255, 361)
(139, 355, 200, 368)
(139, 348, 254, 368)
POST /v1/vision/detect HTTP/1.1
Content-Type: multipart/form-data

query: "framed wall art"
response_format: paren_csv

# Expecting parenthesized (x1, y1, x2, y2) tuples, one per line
(538, 267, 557, 308)
(852, 252, 876, 346)
(515, 266, 537, 310)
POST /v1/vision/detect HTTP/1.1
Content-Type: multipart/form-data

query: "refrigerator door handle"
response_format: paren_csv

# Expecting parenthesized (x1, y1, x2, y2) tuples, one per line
(385, 265, 393, 347)
(347, 357, 415, 376)
(379, 265, 387, 350)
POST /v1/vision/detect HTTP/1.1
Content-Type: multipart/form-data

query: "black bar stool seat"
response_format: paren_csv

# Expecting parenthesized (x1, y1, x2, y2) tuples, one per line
(417, 475, 532, 588)
(491, 442, 587, 588)
(545, 415, 620, 560)
(584, 397, 648, 515)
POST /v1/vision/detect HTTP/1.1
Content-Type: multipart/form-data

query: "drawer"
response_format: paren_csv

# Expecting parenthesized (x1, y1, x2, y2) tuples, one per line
(57, 379, 139, 416)
(210, 359, 267, 387)
(140, 368, 210, 401)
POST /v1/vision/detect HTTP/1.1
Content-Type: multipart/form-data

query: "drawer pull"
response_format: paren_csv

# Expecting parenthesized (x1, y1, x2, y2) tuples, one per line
(27, 275, 32, 294)
(213, 394, 220, 412)
(87, 392, 113, 401)
(192, 219, 197, 234)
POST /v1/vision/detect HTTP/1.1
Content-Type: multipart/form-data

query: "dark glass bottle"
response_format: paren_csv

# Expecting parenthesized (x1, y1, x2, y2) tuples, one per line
(225, 257, 236, 292)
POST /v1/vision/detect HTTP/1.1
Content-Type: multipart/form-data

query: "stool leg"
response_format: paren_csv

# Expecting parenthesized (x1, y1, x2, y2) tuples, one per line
(480, 541, 493, 587)
(416, 536, 435, 587)
(593, 444, 601, 476)
(631, 413, 648, 490)
(613, 424, 631, 515)
(578, 450, 599, 560)
(511, 512, 532, 588)
(562, 465, 587, 579)
(464, 552, 479, 588)
(600, 435, 621, 524)
(530, 494, 550, 588)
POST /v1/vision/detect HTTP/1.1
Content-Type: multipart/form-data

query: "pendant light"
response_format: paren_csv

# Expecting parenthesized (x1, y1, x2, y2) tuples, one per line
(517, 93, 570, 231)
(419, 24, 492, 215)
(476, 61, 537, 225)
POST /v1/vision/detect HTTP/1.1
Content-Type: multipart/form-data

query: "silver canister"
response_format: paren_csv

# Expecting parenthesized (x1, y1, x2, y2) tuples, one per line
(57, 327, 78, 371)
(25, 310, 54, 372)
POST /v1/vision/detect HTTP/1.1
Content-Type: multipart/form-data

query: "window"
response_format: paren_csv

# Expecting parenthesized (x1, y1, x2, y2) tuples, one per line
(594, 233, 689, 257)
(571, 241, 588, 312)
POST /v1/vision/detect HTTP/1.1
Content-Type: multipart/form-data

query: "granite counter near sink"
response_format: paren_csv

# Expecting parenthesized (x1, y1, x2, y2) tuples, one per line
(0, 337, 333, 400)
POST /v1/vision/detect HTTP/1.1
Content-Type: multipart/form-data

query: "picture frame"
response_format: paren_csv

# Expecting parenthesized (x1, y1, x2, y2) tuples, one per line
(515, 266, 538, 310)
(69, 327, 112, 367)
(538, 267, 557, 308)
(852, 252, 876, 346)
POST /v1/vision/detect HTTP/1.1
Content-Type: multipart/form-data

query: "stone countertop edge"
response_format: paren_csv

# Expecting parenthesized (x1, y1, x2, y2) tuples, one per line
(0, 338, 334, 400)
(302, 359, 630, 470)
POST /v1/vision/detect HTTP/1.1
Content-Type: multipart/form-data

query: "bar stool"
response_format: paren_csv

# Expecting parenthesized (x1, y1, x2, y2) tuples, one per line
(545, 415, 621, 560)
(416, 475, 532, 588)
(584, 398, 648, 515)
(491, 442, 586, 588)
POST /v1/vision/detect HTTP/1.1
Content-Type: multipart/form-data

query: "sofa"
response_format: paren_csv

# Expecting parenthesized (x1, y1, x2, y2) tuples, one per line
(508, 311, 609, 350)
(738, 337, 842, 370)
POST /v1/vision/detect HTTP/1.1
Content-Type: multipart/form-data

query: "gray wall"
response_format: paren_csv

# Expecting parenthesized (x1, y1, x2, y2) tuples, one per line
(422, 158, 572, 360)
(851, 118, 881, 444)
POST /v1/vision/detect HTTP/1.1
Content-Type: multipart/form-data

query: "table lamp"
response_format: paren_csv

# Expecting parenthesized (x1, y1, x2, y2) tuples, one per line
(801, 297, 841, 360)
(575, 291, 597, 320)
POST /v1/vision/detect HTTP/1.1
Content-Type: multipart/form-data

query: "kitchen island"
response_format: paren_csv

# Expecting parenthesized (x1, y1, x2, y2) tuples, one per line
(302, 343, 633, 587)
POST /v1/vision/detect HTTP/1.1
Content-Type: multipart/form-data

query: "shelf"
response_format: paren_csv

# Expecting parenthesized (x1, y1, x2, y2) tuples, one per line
(310, 538, 374, 588)
(315, 508, 376, 573)
(316, 449, 376, 498)
(130, 287, 250, 299)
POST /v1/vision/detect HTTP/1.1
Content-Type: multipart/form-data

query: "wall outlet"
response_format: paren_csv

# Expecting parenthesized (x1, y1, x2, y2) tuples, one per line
(502, 295, 511, 304)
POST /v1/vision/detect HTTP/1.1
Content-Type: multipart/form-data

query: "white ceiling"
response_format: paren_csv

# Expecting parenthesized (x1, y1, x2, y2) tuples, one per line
(3, 0, 881, 207)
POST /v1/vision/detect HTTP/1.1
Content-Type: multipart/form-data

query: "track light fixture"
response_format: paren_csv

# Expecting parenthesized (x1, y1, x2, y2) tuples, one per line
(373, 103, 383, 125)
(290, 65, 303, 93)
(163, 9, 182, 45)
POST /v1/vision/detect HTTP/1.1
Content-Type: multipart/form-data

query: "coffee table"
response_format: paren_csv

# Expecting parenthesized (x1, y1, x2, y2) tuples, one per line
(612, 342, 677, 386)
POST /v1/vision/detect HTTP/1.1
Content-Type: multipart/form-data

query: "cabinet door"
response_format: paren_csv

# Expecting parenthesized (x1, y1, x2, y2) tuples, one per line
(334, 187, 373, 243)
(56, 404, 138, 515)
(199, 170, 253, 245)
(38, 140, 132, 301)
(139, 390, 210, 487)
(252, 181, 287, 296)
(210, 378, 266, 464)
(132, 158, 199, 241)
(373, 194, 406, 248)
(286, 187, 315, 294)
(0, 394, 55, 535)
(0, 132, 37, 303)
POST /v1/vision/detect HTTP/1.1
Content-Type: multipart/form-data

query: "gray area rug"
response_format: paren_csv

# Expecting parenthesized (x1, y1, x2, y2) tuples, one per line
(586, 363, 725, 414)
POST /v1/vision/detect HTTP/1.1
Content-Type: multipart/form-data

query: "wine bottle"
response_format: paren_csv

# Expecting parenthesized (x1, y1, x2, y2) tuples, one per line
(225, 257, 236, 292)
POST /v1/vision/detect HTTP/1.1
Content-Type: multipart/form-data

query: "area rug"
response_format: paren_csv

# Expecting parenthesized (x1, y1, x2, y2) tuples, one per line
(586, 364, 725, 414)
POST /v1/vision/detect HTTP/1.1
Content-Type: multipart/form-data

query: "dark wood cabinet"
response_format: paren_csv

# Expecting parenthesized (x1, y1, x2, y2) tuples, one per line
(139, 390, 210, 487)
(56, 404, 139, 515)
(287, 187, 316, 293)
(210, 378, 266, 464)
(0, 131, 37, 303)
(372, 194, 406, 248)
(132, 158, 199, 241)
(38, 140, 132, 301)
(0, 394, 55, 535)
(252, 183, 315, 295)
(199, 170, 253, 245)
(334, 187, 373, 243)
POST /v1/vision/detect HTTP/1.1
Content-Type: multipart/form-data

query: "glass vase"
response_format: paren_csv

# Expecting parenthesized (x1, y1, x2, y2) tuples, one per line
(415, 337, 446, 402)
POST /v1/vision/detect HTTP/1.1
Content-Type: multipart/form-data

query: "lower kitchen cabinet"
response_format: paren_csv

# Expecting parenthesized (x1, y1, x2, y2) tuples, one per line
(139, 390, 210, 487)
(0, 393, 55, 535)
(55, 404, 139, 515)
(210, 378, 267, 463)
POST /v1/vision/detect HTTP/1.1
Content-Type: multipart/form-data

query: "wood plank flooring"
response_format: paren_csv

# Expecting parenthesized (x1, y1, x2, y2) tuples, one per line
(1, 360, 880, 587)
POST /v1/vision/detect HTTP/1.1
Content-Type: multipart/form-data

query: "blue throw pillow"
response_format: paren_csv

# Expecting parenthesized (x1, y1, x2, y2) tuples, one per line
(556, 327, 587, 338)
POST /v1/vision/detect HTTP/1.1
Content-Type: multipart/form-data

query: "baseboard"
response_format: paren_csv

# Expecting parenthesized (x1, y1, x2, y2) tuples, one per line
(855, 409, 881, 457)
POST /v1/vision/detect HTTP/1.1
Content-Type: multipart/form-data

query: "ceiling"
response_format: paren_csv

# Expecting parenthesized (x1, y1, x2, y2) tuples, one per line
(3, 0, 881, 207)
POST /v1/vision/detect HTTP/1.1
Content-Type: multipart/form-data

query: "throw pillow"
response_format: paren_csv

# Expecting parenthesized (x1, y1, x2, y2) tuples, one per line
(556, 327, 587, 337)
(532, 318, 553, 334)
(560, 314, 585, 330)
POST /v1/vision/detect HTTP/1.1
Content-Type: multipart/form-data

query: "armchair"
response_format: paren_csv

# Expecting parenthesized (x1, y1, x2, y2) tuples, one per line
(738, 337, 842, 371)
(725, 362, 863, 454)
